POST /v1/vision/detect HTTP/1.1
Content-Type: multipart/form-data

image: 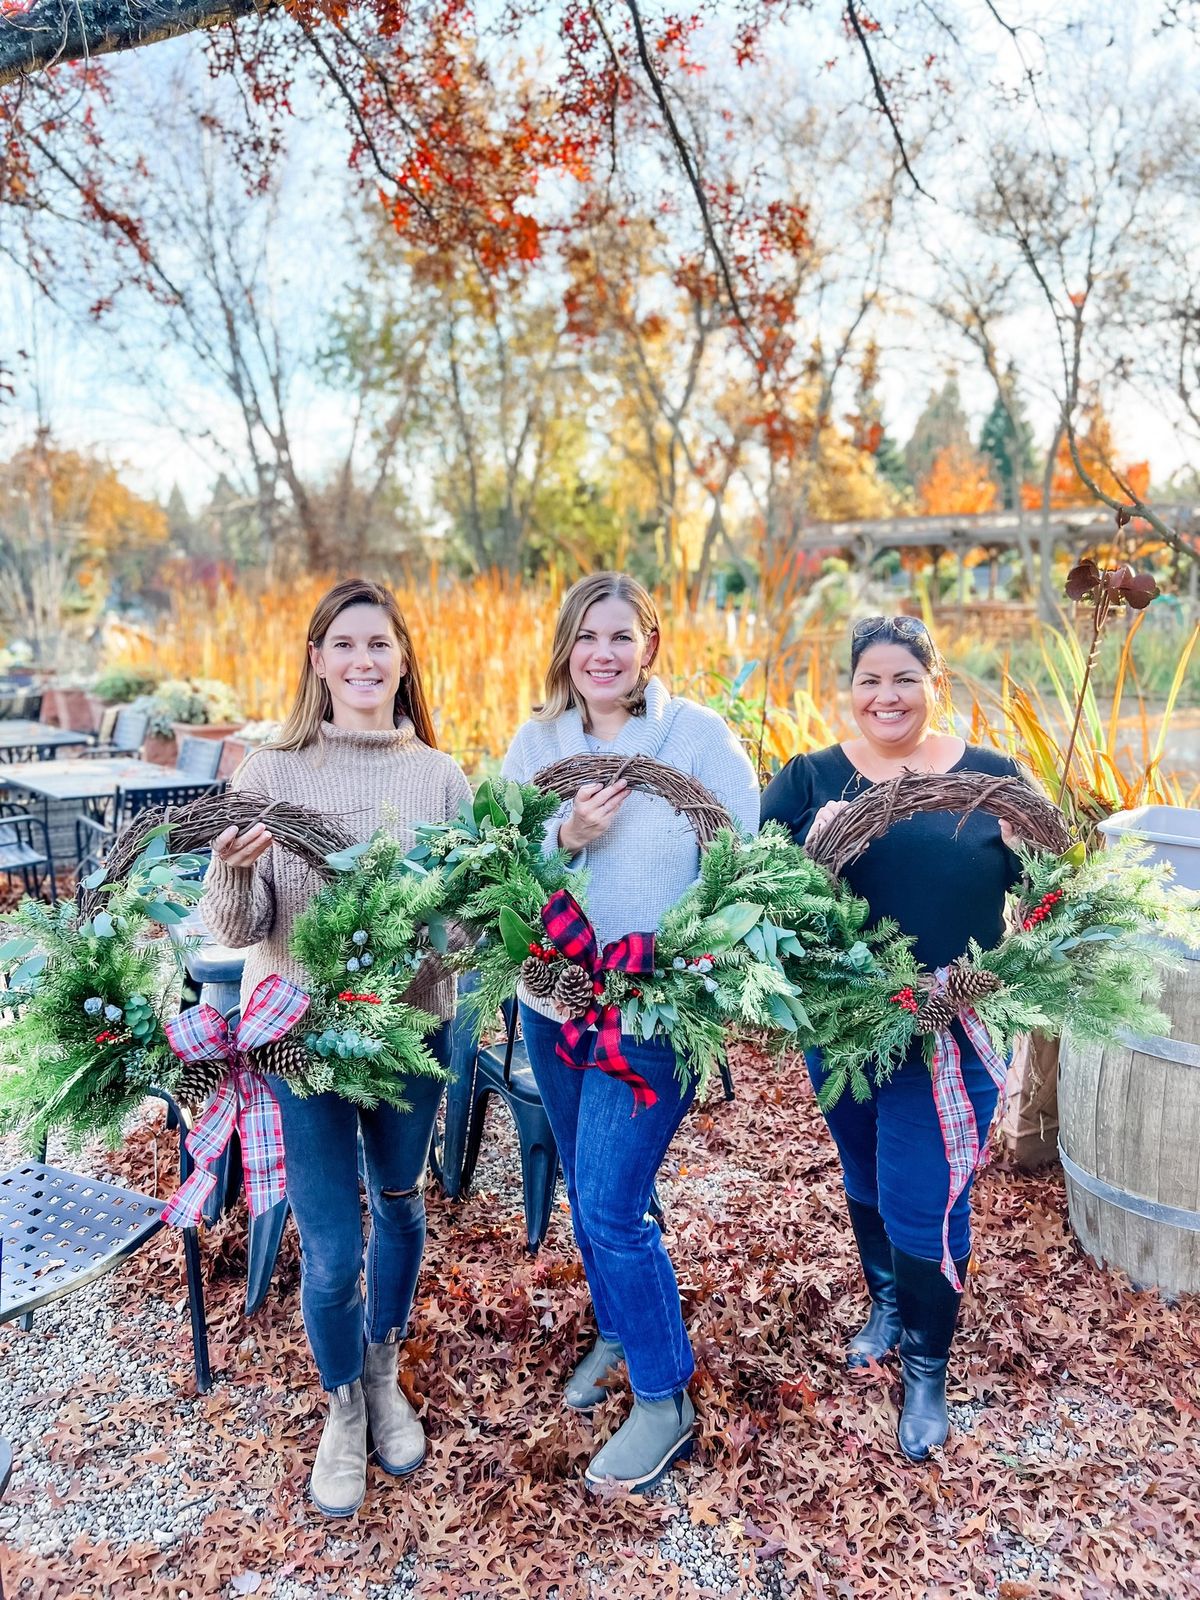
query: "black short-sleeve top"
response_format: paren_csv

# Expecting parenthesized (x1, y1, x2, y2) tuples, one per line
(759, 743, 1025, 971)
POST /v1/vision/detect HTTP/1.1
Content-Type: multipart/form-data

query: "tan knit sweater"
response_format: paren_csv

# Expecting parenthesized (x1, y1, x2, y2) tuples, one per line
(202, 720, 472, 1019)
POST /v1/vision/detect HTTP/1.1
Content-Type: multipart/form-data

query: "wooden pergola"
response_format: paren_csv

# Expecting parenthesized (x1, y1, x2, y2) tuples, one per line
(792, 503, 1200, 610)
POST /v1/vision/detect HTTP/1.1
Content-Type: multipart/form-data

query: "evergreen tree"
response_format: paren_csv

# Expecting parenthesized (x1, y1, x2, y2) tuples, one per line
(903, 377, 972, 487)
(978, 376, 1035, 510)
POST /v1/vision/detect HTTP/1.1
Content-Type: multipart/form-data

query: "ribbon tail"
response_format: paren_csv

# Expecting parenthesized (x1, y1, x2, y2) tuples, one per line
(161, 1167, 219, 1229)
(233, 1067, 288, 1218)
(929, 1026, 974, 1292)
(161, 1081, 238, 1229)
(958, 1008, 1009, 1174)
(594, 1006, 658, 1117)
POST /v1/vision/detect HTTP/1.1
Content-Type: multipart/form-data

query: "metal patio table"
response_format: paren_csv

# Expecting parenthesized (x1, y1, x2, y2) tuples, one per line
(0, 722, 90, 762)
(0, 757, 188, 872)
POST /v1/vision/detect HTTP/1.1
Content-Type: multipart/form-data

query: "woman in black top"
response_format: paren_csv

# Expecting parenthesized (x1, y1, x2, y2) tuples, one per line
(760, 616, 1023, 1462)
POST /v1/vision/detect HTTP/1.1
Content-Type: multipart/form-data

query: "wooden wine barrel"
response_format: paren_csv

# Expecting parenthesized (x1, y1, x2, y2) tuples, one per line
(1058, 949, 1200, 1296)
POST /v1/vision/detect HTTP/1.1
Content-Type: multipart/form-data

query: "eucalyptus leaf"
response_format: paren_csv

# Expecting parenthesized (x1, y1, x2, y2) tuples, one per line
(503, 779, 525, 822)
(767, 992, 799, 1031)
(0, 936, 36, 962)
(716, 901, 764, 942)
(93, 912, 116, 938)
(82, 865, 108, 891)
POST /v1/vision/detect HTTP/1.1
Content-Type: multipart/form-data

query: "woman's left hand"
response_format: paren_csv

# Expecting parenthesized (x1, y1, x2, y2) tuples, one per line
(999, 818, 1022, 850)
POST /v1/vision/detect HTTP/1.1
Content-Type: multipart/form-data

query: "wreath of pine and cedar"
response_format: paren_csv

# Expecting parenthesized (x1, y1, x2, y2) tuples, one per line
(0, 792, 447, 1149)
(790, 769, 1197, 1107)
(419, 759, 1197, 1109)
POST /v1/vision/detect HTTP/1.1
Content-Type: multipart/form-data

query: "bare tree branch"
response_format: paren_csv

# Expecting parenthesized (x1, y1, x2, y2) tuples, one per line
(0, 0, 273, 85)
(844, 0, 932, 200)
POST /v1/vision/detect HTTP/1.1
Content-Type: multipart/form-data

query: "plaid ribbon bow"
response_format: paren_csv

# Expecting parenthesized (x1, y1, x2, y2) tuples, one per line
(160, 976, 309, 1228)
(541, 889, 658, 1115)
(926, 965, 1008, 1289)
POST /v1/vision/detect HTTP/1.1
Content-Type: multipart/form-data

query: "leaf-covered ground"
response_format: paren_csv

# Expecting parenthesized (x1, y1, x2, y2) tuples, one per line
(3, 1043, 1198, 1600)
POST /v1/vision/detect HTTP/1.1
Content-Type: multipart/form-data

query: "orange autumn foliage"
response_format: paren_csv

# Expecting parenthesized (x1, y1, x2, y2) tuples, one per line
(916, 445, 999, 516)
(1022, 405, 1150, 509)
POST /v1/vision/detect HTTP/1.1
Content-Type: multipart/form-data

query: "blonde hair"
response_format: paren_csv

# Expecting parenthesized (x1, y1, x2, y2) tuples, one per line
(536, 572, 660, 727)
(270, 578, 438, 752)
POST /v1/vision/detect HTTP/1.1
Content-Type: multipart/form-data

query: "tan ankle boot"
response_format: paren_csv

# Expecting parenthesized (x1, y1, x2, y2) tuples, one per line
(310, 1380, 367, 1517)
(363, 1341, 426, 1476)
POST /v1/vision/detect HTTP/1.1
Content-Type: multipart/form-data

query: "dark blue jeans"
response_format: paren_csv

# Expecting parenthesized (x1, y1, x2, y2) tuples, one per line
(807, 1033, 1002, 1262)
(268, 1022, 450, 1391)
(520, 1003, 696, 1403)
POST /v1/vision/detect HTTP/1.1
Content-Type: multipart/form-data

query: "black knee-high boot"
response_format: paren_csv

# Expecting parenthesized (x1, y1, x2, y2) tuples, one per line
(845, 1197, 901, 1369)
(891, 1246, 969, 1461)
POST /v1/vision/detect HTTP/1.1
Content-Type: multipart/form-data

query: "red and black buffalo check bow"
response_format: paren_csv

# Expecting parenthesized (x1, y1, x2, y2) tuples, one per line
(541, 888, 658, 1114)
(161, 975, 309, 1228)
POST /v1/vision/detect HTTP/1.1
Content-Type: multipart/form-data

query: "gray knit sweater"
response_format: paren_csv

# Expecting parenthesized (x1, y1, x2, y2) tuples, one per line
(501, 677, 760, 1019)
(202, 720, 472, 1018)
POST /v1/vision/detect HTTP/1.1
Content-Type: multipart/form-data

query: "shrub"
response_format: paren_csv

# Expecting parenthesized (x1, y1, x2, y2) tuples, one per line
(142, 678, 243, 736)
(94, 667, 160, 705)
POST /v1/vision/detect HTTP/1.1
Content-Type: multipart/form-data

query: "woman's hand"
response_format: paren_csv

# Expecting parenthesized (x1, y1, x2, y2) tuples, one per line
(806, 798, 852, 844)
(559, 779, 630, 855)
(999, 818, 1023, 850)
(212, 821, 273, 869)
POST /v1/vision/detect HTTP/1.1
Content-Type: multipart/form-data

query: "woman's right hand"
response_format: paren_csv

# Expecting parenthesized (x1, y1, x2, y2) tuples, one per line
(806, 798, 852, 844)
(558, 779, 630, 855)
(212, 821, 273, 869)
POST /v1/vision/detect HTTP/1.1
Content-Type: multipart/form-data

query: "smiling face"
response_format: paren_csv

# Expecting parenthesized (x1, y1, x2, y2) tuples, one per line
(309, 603, 405, 729)
(568, 596, 658, 725)
(850, 641, 939, 753)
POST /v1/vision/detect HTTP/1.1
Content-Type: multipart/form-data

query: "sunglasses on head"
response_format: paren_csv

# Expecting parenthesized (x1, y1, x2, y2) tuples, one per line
(851, 615, 931, 642)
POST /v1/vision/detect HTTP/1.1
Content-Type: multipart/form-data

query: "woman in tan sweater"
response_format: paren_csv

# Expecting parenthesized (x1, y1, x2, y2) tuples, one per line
(203, 578, 470, 1519)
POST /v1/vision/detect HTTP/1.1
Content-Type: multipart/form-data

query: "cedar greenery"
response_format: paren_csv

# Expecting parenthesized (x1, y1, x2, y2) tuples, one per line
(0, 852, 202, 1150)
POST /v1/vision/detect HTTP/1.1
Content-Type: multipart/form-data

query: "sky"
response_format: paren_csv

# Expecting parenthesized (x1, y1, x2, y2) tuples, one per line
(2, 0, 1197, 511)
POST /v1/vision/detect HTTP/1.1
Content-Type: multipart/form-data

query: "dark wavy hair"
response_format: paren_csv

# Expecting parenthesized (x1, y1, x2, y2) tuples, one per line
(849, 615, 939, 675)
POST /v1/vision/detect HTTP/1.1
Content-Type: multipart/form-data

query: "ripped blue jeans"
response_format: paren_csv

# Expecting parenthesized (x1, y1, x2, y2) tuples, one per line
(267, 1022, 449, 1391)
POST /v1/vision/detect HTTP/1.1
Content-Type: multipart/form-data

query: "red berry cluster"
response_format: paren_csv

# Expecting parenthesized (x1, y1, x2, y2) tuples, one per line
(338, 990, 382, 1004)
(1022, 889, 1064, 931)
(889, 986, 919, 1015)
(94, 1029, 121, 1045)
(527, 941, 557, 963)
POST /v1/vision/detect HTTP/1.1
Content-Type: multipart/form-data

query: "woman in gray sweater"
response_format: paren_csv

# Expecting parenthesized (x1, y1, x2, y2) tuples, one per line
(502, 571, 759, 1492)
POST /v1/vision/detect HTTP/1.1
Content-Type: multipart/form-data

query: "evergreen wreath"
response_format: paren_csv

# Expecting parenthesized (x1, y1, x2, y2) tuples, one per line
(0, 794, 448, 1146)
(794, 771, 1200, 1108)
(0, 834, 207, 1149)
(416, 765, 860, 1095)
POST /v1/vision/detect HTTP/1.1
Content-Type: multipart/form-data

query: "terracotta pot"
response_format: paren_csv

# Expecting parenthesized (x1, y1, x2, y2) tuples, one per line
(217, 737, 249, 780)
(40, 686, 97, 733)
(171, 721, 242, 744)
(142, 731, 178, 767)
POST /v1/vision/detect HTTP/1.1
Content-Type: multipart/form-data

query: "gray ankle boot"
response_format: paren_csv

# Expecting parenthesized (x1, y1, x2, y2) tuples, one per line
(310, 1380, 367, 1518)
(363, 1341, 426, 1476)
(564, 1336, 626, 1411)
(584, 1390, 695, 1492)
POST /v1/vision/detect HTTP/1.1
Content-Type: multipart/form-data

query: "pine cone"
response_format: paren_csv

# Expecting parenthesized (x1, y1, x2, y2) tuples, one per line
(520, 955, 557, 999)
(174, 1057, 227, 1110)
(916, 961, 1001, 1032)
(253, 1034, 312, 1083)
(552, 961, 597, 1017)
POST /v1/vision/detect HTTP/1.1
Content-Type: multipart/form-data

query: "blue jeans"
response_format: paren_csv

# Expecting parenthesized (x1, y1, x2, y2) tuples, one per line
(267, 1022, 450, 1391)
(807, 1031, 1002, 1262)
(520, 1003, 696, 1403)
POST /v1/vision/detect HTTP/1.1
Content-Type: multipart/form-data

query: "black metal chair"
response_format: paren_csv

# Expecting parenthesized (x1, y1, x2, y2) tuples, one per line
(82, 707, 149, 759)
(0, 1139, 211, 1393)
(460, 1003, 562, 1252)
(0, 740, 82, 765)
(75, 778, 226, 880)
(174, 735, 224, 783)
(0, 802, 56, 902)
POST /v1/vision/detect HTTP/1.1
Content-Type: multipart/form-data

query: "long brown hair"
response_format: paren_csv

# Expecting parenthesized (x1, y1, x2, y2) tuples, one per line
(535, 571, 661, 726)
(271, 579, 438, 751)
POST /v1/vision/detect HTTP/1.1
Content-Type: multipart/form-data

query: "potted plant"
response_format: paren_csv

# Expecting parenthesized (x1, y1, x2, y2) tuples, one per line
(140, 678, 244, 766)
(40, 676, 100, 734)
(217, 718, 280, 780)
(89, 667, 160, 728)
